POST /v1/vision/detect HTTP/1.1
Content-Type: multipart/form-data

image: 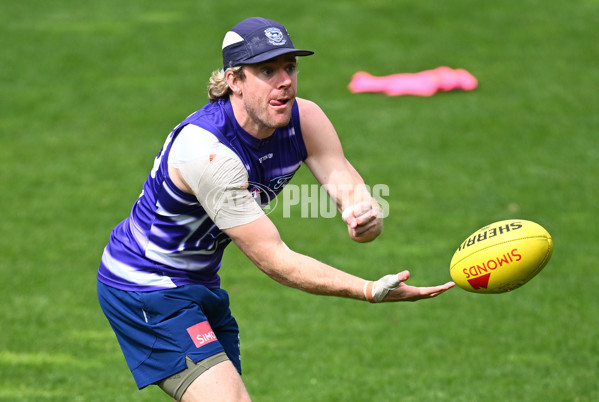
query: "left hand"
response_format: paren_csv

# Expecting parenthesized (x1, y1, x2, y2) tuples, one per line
(342, 201, 383, 243)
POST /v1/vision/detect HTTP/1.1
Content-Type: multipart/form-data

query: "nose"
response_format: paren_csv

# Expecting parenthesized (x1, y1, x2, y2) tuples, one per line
(277, 69, 293, 89)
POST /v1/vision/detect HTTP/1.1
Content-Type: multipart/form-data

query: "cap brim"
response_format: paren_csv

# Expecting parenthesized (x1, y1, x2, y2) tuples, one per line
(238, 48, 314, 65)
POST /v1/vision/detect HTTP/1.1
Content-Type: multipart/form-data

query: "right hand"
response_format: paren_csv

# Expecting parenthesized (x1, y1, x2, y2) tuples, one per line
(368, 271, 455, 302)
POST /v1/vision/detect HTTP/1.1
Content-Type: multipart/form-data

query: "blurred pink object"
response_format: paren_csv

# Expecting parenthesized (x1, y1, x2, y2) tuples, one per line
(348, 67, 478, 96)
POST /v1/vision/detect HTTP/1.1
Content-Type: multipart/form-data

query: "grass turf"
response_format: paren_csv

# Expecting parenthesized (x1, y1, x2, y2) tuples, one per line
(1, 0, 597, 400)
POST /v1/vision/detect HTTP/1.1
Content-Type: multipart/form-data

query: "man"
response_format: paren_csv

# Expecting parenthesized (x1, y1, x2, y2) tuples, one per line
(97, 17, 454, 401)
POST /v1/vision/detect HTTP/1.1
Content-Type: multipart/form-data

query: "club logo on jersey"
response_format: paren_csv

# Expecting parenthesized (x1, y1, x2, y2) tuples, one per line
(187, 321, 217, 348)
(269, 173, 295, 192)
(264, 28, 286, 46)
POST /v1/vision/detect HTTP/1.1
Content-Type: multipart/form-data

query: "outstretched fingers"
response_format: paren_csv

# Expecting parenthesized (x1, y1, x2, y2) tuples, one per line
(408, 281, 455, 301)
(419, 281, 455, 298)
(385, 278, 455, 302)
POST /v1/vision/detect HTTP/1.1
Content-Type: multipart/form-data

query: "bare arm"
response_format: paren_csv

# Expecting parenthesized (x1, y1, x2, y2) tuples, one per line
(298, 98, 382, 243)
(224, 214, 453, 302)
(225, 215, 366, 299)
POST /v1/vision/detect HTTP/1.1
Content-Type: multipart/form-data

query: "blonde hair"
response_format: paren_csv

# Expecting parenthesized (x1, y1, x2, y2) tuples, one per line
(207, 66, 245, 102)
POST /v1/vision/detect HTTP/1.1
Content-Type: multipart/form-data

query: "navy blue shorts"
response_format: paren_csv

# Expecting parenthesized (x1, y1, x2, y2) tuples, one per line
(97, 281, 241, 389)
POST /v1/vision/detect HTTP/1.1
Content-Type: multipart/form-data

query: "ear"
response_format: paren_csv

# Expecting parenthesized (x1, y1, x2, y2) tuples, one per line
(226, 70, 242, 96)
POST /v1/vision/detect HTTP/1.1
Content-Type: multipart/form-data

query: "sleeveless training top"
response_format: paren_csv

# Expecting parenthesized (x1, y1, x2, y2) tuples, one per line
(97, 98, 307, 291)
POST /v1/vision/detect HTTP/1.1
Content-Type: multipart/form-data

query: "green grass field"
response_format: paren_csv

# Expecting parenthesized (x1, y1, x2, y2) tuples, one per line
(1, 0, 598, 400)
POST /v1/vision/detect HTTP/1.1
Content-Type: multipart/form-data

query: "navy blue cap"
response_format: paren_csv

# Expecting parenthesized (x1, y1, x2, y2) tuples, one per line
(222, 17, 314, 69)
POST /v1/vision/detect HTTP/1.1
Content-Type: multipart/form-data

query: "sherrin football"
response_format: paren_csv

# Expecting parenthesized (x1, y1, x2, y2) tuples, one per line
(450, 219, 553, 294)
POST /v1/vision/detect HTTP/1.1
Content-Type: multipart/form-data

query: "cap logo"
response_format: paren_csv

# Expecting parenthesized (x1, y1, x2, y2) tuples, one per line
(264, 27, 286, 46)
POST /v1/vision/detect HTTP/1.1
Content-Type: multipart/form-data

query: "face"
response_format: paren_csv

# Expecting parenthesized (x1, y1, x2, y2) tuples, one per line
(229, 55, 298, 138)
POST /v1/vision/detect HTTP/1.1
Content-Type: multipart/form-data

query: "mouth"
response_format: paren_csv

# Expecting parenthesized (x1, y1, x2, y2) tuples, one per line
(269, 95, 293, 109)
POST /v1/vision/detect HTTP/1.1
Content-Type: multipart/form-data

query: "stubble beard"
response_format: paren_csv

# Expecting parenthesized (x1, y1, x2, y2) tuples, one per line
(244, 99, 292, 132)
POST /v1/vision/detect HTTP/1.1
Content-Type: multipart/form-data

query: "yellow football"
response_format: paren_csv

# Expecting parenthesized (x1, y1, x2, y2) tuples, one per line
(450, 219, 553, 293)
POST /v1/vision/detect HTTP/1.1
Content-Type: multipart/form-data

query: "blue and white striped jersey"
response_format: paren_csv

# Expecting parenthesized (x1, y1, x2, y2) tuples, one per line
(97, 98, 307, 291)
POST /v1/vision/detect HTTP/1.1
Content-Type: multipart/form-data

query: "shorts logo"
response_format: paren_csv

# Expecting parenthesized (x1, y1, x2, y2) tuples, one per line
(187, 321, 217, 348)
(264, 27, 286, 46)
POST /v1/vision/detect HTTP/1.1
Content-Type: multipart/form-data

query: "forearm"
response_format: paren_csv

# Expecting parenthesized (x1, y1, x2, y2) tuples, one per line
(316, 161, 368, 212)
(252, 247, 455, 303)
(255, 244, 366, 300)
(311, 162, 383, 243)
(226, 216, 367, 300)
(227, 217, 454, 303)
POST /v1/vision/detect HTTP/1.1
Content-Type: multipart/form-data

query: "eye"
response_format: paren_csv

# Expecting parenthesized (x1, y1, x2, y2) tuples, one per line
(261, 67, 274, 76)
(285, 64, 297, 75)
